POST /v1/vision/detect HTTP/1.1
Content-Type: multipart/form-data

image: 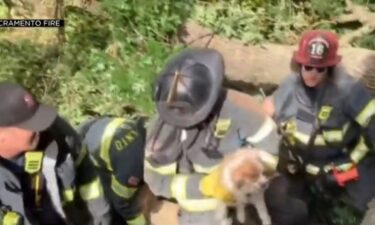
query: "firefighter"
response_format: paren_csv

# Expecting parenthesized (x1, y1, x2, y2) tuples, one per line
(262, 30, 375, 225)
(77, 116, 148, 225)
(144, 48, 281, 225)
(0, 81, 111, 225)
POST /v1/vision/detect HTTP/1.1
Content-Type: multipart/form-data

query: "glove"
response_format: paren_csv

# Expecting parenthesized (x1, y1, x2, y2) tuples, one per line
(199, 167, 235, 203)
(314, 162, 358, 193)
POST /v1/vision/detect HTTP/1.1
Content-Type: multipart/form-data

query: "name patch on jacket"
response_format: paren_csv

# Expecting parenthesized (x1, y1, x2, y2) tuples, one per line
(115, 129, 138, 151)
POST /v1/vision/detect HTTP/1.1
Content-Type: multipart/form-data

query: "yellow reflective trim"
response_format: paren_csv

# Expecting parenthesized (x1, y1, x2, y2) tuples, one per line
(343, 122, 350, 134)
(75, 145, 88, 167)
(127, 214, 146, 225)
(322, 130, 343, 143)
(294, 132, 326, 146)
(34, 175, 42, 207)
(356, 99, 375, 127)
(246, 117, 275, 143)
(111, 175, 137, 199)
(306, 164, 320, 175)
(79, 177, 103, 201)
(63, 188, 74, 202)
(178, 198, 220, 212)
(171, 175, 188, 200)
(3, 211, 21, 225)
(321, 123, 350, 143)
(214, 119, 231, 138)
(100, 118, 127, 171)
(145, 160, 176, 175)
(323, 165, 333, 173)
(336, 163, 354, 172)
(91, 156, 100, 167)
(350, 137, 369, 163)
(193, 164, 218, 174)
(258, 152, 279, 172)
(322, 163, 353, 173)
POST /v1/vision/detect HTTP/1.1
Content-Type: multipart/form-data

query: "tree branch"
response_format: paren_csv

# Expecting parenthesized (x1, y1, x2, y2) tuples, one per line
(335, 0, 375, 46)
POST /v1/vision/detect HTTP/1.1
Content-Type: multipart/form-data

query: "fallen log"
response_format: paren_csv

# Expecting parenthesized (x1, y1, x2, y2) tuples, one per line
(179, 21, 375, 94)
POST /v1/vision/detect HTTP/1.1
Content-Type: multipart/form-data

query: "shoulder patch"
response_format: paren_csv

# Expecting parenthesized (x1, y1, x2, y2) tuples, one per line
(214, 118, 231, 138)
(318, 105, 333, 122)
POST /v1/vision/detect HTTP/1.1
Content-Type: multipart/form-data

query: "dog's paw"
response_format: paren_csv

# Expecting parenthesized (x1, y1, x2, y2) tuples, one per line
(220, 217, 232, 225)
(260, 215, 272, 225)
(236, 206, 246, 223)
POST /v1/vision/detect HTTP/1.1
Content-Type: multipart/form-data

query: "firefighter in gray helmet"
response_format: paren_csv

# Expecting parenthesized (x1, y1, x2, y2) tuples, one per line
(0, 81, 110, 225)
(77, 116, 148, 225)
(144, 48, 281, 225)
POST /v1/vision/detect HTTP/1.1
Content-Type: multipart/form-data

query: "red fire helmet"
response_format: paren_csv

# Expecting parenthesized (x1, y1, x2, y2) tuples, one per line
(293, 30, 342, 68)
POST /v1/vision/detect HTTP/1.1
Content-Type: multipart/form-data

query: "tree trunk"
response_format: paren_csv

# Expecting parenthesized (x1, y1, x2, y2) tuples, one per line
(179, 21, 375, 94)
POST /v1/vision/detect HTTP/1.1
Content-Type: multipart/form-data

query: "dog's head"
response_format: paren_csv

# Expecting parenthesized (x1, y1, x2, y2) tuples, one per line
(222, 149, 270, 195)
(232, 158, 268, 193)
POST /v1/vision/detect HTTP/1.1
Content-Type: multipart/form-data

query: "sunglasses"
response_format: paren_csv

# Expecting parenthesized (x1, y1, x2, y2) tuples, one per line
(303, 66, 327, 73)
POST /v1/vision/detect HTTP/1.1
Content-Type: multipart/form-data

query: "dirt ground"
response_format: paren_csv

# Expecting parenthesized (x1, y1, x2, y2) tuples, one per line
(149, 200, 179, 225)
(147, 200, 261, 225)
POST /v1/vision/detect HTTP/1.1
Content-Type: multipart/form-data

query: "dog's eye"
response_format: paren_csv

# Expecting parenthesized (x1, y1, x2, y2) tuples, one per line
(236, 180, 244, 189)
(250, 172, 260, 180)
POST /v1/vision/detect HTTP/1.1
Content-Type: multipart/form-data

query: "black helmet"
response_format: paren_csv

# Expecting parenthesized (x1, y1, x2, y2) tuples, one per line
(153, 48, 224, 128)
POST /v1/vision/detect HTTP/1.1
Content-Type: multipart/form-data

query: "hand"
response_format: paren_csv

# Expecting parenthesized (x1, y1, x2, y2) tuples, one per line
(199, 168, 235, 203)
(314, 159, 357, 191)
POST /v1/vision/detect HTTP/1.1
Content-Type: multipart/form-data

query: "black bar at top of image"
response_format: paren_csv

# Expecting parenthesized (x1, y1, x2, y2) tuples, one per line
(0, 19, 65, 27)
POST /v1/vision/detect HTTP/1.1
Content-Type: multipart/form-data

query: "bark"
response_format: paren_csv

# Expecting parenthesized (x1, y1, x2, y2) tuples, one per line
(179, 21, 375, 94)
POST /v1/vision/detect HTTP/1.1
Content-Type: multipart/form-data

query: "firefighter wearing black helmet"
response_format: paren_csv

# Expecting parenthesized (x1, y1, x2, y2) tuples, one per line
(144, 48, 281, 225)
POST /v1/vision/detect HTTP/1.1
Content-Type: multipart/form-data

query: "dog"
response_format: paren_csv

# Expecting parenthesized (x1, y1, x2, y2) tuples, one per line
(216, 148, 277, 225)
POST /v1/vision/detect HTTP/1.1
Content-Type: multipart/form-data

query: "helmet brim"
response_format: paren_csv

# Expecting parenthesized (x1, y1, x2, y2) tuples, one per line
(156, 48, 225, 128)
(293, 51, 342, 68)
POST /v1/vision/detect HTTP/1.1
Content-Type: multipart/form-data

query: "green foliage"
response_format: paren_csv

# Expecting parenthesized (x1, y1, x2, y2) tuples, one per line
(0, 40, 58, 100)
(194, 0, 311, 44)
(1, 0, 374, 126)
(0, 0, 373, 224)
(194, 0, 375, 49)
(309, 0, 346, 20)
(332, 205, 361, 225)
(0, 0, 8, 18)
(0, 0, 193, 125)
(356, 32, 375, 49)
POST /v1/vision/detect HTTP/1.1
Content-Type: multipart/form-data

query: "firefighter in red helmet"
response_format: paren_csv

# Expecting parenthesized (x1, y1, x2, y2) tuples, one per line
(262, 30, 375, 225)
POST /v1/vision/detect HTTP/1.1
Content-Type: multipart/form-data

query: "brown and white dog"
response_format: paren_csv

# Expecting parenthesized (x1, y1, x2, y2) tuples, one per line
(216, 148, 277, 225)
